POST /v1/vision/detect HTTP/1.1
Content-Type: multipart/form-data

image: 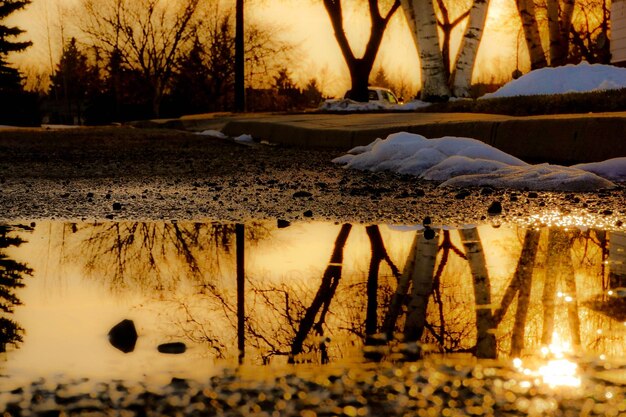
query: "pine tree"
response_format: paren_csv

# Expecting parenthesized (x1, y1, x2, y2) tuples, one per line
(0, 0, 32, 93)
(0, 225, 32, 352)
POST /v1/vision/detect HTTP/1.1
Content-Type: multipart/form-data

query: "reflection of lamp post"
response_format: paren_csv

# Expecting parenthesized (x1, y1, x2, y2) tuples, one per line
(236, 224, 245, 365)
(608, 232, 626, 293)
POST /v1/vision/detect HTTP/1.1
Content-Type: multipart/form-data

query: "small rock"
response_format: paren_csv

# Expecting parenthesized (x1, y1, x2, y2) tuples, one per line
(527, 192, 538, 198)
(158, 342, 186, 354)
(423, 216, 432, 226)
(112, 202, 122, 211)
(602, 209, 613, 215)
(303, 210, 313, 218)
(108, 319, 138, 353)
(277, 219, 291, 228)
(424, 227, 436, 240)
(292, 191, 312, 198)
(487, 201, 502, 215)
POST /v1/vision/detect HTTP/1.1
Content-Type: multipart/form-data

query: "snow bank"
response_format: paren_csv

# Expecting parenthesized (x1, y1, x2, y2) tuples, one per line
(333, 132, 622, 191)
(319, 98, 431, 112)
(482, 62, 626, 99)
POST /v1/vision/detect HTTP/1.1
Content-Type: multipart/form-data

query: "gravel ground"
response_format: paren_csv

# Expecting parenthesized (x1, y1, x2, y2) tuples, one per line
(0, 126, 625, 229)
(1, 126, 626, 415)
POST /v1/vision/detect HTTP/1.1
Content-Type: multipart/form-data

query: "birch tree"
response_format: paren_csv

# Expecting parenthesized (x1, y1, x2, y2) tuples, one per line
(547, 0, 576, 66)
(450, 0, 491, 97)
(323, 0, 401, 102)
(402, 0, 491, 99)
(401, 0, 451, 100)
(516, 0, 547, 69)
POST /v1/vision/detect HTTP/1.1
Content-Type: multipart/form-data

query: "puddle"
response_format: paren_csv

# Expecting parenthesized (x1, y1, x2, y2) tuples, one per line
(1, 221, 626, 386)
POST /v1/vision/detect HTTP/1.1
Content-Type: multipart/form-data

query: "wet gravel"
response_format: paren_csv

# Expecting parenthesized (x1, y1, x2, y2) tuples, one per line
(2, 360, 626, 416)
(2, 126, 626, 415)
(0, 126, 625, 230)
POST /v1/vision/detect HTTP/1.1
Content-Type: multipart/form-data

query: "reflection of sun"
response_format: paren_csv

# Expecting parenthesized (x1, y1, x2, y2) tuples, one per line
(513, 332, 582, 388)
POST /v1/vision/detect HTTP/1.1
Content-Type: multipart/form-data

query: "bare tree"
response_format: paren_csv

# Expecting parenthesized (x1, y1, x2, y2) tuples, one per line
(402, 0, 490, 99)
(80, 0, 200, 117)
(323, 0, 401, 102)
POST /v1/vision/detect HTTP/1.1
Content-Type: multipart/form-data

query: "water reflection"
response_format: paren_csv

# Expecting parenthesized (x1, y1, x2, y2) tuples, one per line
(2, 220, 626, 380)
(0, 224, 32, 354)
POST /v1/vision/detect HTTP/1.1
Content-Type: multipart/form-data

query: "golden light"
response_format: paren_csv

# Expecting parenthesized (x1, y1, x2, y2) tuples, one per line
(512, 333, 582, 389)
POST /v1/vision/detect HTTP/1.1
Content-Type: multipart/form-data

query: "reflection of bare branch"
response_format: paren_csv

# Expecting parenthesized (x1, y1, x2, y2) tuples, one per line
(289, 224, 352, 363)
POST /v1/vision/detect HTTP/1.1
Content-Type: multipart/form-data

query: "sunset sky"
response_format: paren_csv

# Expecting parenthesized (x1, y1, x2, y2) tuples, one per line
(7, 0, 522, 97)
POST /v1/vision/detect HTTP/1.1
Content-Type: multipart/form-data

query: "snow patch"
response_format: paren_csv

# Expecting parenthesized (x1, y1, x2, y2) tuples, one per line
(333, 132, 624, 191)
(234, 134, 254, 143)
(196, 129, 227, 139)
(482, 62, 626, 99)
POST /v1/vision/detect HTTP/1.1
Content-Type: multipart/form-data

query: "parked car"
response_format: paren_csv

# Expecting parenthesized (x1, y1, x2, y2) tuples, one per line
(344, 87, 401, 104)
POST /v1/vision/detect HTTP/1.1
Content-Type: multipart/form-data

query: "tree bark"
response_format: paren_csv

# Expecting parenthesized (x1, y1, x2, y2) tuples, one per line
(401, 0, 451, 101)
(450, 0, 491, 97)
(324, 0, 400, 102)
(460, 227, 496, 359)
(515, 0, 547, 69)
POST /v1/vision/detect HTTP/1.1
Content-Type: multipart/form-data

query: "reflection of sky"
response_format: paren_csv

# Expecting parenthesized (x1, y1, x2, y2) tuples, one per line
(3, 221, 626, 384)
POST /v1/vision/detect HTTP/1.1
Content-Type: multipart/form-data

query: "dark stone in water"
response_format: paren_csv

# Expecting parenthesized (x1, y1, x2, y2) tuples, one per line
(423, 227, 436, 240)
(277, 219, 291, 228)
(487, 201, 502, 215)
(158, 342, 187, 354)
(108, 319, 137, 353)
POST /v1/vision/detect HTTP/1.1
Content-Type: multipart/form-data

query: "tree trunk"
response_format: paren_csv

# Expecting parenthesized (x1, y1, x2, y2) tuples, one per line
(515, 0, 547, 70)
(494, 229, 540, 326)
(403, 231, 438, 344)
(383, 231, 420, 338)
(365, 225, 385, 337)
(289, 224, 352, 363)
(542, 228, 565, 345)
(401, 0, 451, 101)
(450, 0, 491, 97)
(349, 60, 373, 102)
(460, 227, 496, 359)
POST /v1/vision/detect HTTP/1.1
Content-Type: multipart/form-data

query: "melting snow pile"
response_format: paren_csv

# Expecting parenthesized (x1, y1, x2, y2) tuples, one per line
(333, 132, 624, 191)
(482, 62, 626, 99)
(319, 98, 431, 112)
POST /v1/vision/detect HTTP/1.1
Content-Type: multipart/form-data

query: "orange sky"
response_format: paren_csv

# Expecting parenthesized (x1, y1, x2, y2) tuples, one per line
(8, 0, 522, 97)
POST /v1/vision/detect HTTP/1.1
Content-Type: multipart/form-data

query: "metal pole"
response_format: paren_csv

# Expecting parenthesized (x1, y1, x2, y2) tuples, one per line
(235, 0, 245, 112)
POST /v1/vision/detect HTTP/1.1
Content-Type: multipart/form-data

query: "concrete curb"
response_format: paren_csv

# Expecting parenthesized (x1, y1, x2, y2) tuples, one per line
(221, 112, 626, 164)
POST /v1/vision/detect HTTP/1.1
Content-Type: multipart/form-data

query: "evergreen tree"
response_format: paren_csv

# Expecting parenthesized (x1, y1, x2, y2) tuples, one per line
(0, 0, 32, 93)
(50, 38, 100, 124)
(0, 225, 32, 353)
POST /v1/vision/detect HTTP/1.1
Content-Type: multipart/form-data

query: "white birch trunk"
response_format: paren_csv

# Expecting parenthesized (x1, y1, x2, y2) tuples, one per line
(460, 227, 496, 359)
(403, 232, 438, 343)
(401, 0, 451, 100)
(516, 0, 547, 69)
(450, 0, 491, 97)
(546, 0, 561, 64)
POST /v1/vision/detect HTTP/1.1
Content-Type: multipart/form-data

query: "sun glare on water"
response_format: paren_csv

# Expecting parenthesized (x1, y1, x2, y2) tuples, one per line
(513, 333, 582, 389)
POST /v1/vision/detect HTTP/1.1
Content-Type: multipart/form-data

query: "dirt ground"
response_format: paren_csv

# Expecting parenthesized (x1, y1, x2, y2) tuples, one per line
(0, 126, 624, 230)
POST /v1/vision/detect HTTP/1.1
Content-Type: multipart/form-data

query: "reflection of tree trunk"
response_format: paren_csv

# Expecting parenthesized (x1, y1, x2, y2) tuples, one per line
(460, 228, 496, 359)
(289, 224, 352, 363)
(403, 233, 438, 344)
(365, 226, 385, 338)
(495, 229, 540, 325)
(236, 224, 245, 365)
(382, 232, 420, 338)
(562, 237, 581, 349)
(509, 229, 540, 356)
(542, 229, 574, 346)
